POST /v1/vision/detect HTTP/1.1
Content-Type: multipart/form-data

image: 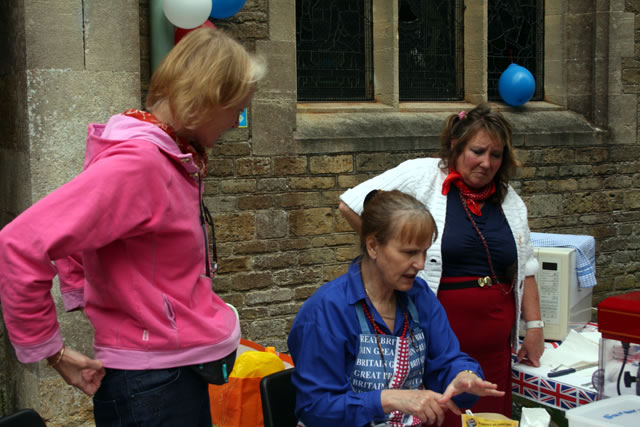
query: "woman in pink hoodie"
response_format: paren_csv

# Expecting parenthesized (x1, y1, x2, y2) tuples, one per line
(0, 27, 265, 426)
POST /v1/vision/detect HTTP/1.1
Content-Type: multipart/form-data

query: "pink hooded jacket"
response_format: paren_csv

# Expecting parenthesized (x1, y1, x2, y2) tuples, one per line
(0, 114, 239, 369)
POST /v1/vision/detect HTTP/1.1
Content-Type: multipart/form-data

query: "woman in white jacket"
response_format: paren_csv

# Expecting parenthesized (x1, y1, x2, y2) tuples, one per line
(339, 104, 544, 424)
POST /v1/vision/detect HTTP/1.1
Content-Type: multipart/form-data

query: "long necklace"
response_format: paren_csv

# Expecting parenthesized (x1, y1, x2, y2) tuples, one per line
(361, 300, 409, 338)
(360, 299, 409, 386)
(459, 193, 515, 295)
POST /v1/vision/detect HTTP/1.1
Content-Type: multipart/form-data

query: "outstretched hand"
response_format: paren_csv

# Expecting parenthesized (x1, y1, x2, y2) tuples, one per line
(439, 371, 505, 406)
(48, 346, 105, 396)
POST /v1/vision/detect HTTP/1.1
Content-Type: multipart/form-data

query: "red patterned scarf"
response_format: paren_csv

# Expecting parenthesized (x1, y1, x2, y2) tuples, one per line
(441, 170, 496, 216)
(123, 109, 208, 176)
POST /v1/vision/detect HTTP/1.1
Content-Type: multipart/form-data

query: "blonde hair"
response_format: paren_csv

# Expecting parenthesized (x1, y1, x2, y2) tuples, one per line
(439, 103, 519, 202)
(360, 190, 438, 256)
(146, 27, 266, 131)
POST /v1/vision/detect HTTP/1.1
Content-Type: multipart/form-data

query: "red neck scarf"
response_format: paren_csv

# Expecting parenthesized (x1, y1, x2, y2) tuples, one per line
(441, 170, 495, 216)
(123, 109, 209, 177)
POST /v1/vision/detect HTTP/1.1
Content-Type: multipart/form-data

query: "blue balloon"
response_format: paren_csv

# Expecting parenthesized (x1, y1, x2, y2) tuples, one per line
(498, 63, 536, 106)
(210, 0, 246, 19)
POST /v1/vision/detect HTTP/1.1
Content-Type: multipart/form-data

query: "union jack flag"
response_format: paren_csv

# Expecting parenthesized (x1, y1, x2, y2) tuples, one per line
(576, 388, 597, 406)
(511, 369, 539, 400)
(539, 378, 578, 409)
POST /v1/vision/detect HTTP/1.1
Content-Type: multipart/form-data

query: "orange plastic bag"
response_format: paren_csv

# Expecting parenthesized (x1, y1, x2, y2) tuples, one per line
(210, 376, 264, 427)
(209, 339, 293, 427)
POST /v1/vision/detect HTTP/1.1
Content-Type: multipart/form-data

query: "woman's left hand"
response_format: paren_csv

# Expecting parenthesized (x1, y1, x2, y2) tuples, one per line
(438, 371, 505, 406)
(49, 346, 106, 396)
(517, 327, 545, 367)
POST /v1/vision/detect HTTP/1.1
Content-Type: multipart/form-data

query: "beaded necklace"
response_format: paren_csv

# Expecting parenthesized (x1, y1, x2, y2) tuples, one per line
(360, 298, 417, 388)
(360, 300, 409, 338)
(459, 193, 515, 295)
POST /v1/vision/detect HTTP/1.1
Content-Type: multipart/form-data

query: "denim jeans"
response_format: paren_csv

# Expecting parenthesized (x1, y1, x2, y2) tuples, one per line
(93, 366, 211, 427)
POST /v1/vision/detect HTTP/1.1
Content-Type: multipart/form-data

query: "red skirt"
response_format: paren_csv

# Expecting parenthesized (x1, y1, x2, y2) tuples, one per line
(437, 284, 515, 426)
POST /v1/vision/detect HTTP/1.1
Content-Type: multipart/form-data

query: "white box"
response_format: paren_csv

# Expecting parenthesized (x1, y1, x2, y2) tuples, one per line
(519, 247, 593, 341)
(565, 395, 640, 426)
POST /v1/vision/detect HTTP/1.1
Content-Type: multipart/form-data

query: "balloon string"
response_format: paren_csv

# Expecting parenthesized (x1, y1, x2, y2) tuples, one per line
(509, 49, 513, 64)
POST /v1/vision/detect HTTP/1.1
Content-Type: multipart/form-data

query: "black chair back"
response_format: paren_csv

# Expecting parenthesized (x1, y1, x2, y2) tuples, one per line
(0, 408, 46, 427)
(260, 368, 297, 427)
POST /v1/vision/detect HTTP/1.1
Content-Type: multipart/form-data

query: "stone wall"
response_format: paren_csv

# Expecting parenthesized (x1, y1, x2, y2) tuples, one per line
(0, 0, 141, 424)
(188, 1, 640, 354)
(208, 107, 639, 353)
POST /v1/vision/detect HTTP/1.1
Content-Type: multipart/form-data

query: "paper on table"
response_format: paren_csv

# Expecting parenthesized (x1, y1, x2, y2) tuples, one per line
(539, 329, 600, 369)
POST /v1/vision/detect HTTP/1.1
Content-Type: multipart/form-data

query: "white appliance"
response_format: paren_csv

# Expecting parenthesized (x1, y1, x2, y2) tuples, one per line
(519, 247, 593, 341)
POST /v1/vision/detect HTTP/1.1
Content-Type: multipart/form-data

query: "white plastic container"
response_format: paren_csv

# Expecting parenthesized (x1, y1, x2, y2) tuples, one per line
(565, 395, 640, 426)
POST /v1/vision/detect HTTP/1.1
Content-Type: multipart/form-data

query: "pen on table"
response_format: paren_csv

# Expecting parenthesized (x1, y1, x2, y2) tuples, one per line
(547, 363, 599, 378)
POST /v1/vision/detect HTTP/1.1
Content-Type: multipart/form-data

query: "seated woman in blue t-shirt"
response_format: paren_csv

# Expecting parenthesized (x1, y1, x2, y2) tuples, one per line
(288, 189, 504, 427)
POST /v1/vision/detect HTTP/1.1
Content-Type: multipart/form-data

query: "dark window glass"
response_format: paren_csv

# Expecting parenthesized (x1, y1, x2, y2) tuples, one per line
(488, 0, 544, 101)
(399, 0, 464, 101)
(296, 0, 373, 101)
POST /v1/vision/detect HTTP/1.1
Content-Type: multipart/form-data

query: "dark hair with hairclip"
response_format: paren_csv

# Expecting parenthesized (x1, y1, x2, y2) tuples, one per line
(438, 103, 520, 202)
(360, 190, 438, 256)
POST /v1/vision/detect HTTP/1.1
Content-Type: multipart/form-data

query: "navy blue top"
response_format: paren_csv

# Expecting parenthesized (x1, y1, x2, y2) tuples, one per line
(442, 187, 517, 280)
(288, 258, 483, 427)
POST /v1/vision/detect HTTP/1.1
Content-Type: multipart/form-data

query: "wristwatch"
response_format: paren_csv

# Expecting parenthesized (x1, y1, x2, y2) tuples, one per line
(526, 320, 544, 329)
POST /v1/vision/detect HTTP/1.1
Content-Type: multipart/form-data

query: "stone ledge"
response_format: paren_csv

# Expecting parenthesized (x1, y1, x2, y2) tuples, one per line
(295, 108, 608, 154)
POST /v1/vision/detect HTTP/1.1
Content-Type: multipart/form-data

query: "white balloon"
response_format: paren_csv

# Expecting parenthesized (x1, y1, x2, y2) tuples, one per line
(162, 0, 212, 29)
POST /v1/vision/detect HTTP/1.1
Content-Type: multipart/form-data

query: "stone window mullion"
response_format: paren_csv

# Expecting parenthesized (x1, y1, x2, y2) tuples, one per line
(464, 0, 489, 104)
(372, 0, 399, 107)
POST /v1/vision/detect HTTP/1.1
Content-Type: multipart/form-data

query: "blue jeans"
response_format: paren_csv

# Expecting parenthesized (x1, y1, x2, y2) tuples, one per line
(93, 366, 211, 427)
